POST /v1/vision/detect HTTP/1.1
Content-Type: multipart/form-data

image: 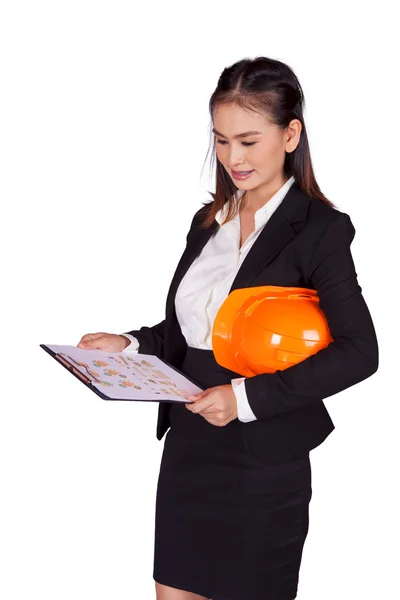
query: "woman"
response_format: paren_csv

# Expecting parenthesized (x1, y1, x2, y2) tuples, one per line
(78, 57, 379, 600)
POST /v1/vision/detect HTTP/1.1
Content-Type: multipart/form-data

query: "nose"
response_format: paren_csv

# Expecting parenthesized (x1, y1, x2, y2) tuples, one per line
(226, 147, 246, 170)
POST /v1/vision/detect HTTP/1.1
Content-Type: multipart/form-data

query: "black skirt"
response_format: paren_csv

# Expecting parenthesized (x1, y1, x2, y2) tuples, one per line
(153, 347, 312, 600)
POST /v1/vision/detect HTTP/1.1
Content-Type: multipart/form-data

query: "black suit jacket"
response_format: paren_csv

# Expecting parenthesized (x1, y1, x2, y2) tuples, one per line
(125, 181, 379, 464)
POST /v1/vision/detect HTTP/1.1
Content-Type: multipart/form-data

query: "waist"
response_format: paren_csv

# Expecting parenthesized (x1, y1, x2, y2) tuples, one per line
(181, 346, 244, 389)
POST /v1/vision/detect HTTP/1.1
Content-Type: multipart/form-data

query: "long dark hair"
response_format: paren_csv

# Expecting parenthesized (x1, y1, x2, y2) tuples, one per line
(198, 56, 335, 230)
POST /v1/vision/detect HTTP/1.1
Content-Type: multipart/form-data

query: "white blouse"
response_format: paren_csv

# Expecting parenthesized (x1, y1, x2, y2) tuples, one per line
(122, 176, 295, 422)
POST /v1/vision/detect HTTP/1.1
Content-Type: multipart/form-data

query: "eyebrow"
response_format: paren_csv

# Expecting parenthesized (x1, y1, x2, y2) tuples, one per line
(212, 128, 263, 139)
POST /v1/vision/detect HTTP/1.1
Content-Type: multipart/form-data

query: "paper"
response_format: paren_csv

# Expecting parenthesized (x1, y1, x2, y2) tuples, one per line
(43, 344, 203, 402)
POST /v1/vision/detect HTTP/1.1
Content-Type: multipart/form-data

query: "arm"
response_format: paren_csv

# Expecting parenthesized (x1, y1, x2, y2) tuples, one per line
(120, 334, 140, 353)
(121, 319, 166, 358)
(241, 212, 379, 420)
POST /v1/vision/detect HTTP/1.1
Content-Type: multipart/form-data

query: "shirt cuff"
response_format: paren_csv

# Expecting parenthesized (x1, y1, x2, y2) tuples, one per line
(120, 334, 140, 353)
(231, 377, 257, 422)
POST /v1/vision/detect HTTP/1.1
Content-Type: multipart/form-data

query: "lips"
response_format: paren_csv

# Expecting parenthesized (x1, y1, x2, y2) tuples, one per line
(231, 169, 255, 180)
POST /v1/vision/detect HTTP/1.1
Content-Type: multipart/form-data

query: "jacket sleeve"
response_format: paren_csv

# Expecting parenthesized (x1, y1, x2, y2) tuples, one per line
(122, 319, 165, 358)
(244, 212, 379, 420)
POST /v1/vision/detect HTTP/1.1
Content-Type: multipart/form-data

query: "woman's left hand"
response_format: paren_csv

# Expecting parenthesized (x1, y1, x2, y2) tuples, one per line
(185, 384, 238, 426)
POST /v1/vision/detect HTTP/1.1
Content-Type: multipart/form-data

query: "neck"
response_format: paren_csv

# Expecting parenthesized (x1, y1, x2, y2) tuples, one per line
(240, 175, 289, 212)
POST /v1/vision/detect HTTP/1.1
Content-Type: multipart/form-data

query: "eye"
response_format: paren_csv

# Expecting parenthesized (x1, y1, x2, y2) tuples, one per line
(216, 140, 257, 147)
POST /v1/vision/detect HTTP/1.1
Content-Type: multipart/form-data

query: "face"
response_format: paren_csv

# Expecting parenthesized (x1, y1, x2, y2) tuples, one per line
(213, 102, 301, 192)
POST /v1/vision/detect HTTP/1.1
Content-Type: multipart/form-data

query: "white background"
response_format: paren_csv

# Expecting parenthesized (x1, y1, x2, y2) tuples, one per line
(1, 1, 398, 598)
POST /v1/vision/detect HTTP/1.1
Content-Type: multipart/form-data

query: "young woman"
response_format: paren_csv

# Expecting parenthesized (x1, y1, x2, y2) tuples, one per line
(78, 56, 379, 600)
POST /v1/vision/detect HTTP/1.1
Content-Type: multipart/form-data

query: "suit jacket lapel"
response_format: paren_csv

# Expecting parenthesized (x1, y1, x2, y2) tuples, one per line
(165, 220, 219, 320)
(229, 182, 310, 292)
(166, 181, 310, 321)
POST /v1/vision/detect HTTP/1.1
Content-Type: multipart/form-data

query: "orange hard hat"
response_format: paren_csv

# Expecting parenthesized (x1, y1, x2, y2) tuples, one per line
(212, 286, 333, 377)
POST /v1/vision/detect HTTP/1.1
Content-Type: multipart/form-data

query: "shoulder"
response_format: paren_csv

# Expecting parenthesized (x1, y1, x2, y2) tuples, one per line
(194, 201, 214, 221)
(188, 201, 214, 229)
(305, 195, 355, 244)
(302, 197, 357, 278)
(183, 202, 214, 243)
(289, 187, 357, 276)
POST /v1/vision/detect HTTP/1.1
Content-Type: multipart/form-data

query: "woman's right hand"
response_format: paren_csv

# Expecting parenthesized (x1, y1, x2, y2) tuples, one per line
(77, 332, 130, 352)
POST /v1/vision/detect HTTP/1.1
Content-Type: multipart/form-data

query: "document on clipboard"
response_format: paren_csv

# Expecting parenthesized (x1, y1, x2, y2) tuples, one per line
(40, 344, 204, 403)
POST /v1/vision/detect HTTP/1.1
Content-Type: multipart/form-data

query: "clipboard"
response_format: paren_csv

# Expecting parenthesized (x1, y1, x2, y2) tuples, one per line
(40, 344, 204, 403)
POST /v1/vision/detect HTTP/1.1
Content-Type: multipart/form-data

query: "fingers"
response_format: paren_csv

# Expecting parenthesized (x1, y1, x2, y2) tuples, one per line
(79, 332, 105, 343)
(186, 394, 214, 413)
(186, 387, 213, 400)
(77, 332, 127, 353)
(77, 332, 106, 348)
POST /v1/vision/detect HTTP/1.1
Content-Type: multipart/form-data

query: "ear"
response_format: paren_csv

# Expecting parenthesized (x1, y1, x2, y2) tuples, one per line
(285, 119, 302, 153)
